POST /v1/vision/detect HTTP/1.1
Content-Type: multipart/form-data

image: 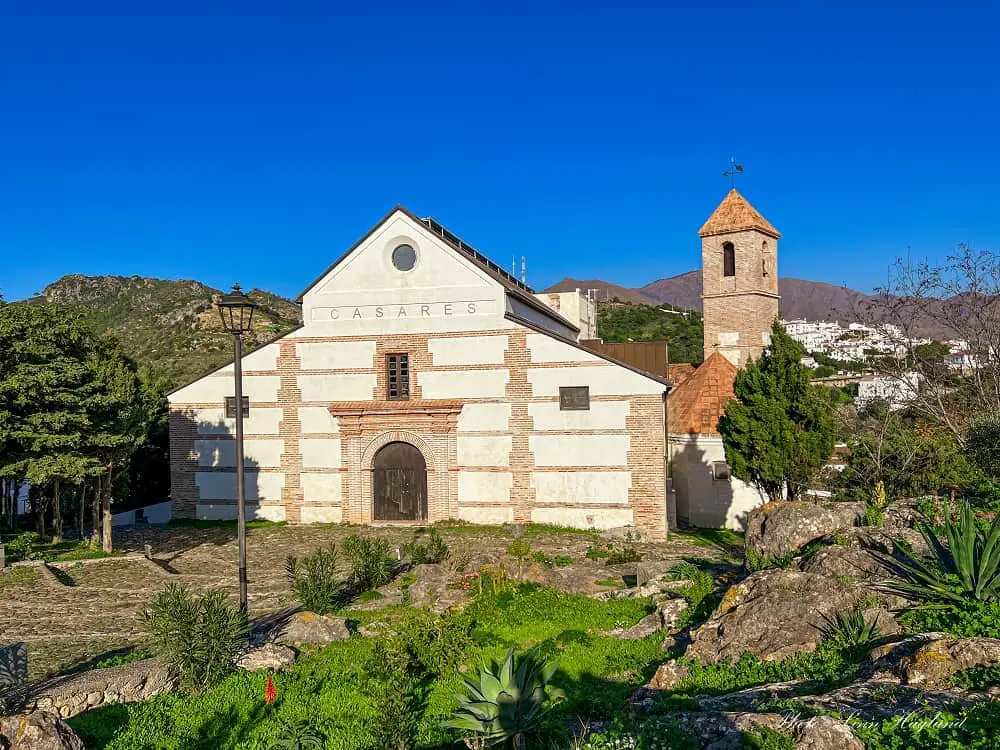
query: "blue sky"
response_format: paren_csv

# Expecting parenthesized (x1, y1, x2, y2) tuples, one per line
(2, 2, 998, 302)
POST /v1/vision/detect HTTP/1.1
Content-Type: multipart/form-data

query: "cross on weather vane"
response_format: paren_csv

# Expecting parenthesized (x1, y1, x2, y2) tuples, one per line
(723, 158, 744, 189)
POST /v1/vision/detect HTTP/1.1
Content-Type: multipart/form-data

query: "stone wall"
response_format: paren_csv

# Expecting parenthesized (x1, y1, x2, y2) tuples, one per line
(6, 659, 174, 720)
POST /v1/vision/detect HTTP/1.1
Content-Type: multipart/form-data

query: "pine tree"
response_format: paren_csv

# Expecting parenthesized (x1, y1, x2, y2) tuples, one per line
(719, 321, 835, 502)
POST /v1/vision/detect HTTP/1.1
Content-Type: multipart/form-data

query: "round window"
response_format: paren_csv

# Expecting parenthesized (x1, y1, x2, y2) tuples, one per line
(391, 244, 417, 271)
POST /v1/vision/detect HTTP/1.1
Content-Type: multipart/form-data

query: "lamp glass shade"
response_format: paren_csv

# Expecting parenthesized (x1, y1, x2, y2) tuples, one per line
(216, 284, 258, 334)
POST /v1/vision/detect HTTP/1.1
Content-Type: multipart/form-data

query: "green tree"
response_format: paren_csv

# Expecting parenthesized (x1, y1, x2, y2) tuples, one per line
(86, 337, 148, 552)
(966, 413, 1000, 480)
(0, 303, 99, 540)
(719, 321, 835, 502)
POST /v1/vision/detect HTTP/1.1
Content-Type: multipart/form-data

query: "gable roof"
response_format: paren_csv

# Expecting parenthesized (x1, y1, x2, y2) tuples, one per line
(698, 189, 781, 239)
(296, 205, 578, 334)
(668, 352, 738, 435)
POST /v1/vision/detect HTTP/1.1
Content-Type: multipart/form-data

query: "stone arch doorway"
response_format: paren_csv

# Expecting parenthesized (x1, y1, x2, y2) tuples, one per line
(372, 441, 428, 521)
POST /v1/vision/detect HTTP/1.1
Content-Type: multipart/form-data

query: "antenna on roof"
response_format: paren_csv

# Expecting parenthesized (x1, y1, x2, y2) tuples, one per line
(723, 157, 744, 190)
(521, 256, 526, 284)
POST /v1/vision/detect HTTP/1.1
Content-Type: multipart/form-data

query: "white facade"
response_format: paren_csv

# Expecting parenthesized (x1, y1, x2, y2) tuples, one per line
(168, 207, 670, 539)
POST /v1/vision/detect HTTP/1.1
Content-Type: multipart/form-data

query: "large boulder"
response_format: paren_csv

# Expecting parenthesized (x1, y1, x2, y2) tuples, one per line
(236, 643, 297, 672)
(801, 544, 889, 582)
(900, 637, 1000, 686)
(686, 569, 862, 664)
(407, 564, 469, 613)
(0, 711, 83, 750)
(275, 612, 350, 646)
(745, 502, 865, 563)
(795, 716, 865, 750)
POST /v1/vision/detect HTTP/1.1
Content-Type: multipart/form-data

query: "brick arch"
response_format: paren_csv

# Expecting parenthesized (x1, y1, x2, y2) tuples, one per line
(361, 430, 437, 471)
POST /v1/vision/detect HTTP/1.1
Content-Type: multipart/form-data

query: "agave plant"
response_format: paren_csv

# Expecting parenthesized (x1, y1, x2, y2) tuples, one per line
(446, 648, 564, 749)
(872, 501, 1000, 606)
(818, 607, 883, 657)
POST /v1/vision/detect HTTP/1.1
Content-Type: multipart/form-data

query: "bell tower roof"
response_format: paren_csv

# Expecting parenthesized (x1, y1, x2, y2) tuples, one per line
(698, 189, 781, 239)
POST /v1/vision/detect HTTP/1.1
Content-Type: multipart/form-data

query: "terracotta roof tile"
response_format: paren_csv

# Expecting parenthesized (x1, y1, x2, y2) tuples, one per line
(668, 363, 696, 386)
(668, 353, 738, 435)
(698, 189, 781, 239)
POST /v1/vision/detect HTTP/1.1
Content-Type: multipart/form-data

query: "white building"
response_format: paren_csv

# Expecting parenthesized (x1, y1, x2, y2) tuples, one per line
(855, 372, 921, 410)
(169, 207, 671, 538)
(535, 289, 599, 340)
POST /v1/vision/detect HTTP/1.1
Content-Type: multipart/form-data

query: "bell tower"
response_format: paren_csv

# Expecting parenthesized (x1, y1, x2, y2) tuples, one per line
(698, 189, 781, 367)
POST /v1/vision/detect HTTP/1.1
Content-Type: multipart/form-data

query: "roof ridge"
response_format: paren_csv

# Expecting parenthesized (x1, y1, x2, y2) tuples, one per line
(698, 189, 781, 238)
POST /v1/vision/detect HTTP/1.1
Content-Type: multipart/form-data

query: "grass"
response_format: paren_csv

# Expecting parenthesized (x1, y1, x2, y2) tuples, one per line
(674, 527, 745, 550)
(69, 583, 663, 749)
(594, 577, 626, 588)
(38, 540, 117, 562)
(0, 565, 41, 591)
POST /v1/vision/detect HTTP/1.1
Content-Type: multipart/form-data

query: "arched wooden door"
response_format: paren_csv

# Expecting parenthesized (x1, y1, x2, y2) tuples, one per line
(372, 442, 427, 521)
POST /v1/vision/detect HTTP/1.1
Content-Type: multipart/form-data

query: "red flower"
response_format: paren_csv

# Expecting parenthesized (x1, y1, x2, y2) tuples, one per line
(265, 674, 277, 705)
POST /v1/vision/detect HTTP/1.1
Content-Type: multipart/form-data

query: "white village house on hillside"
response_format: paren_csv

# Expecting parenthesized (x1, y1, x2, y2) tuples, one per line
(168, 192, 781, 534)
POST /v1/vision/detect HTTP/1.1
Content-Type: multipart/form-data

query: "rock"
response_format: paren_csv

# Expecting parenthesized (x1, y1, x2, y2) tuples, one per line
(601, 526, 645, 541)
(801, 545, 888, 582)
(746, 501, 865, 562)
(686, 569, 861, 664)
(674, 712, 788, 750)
(900, 637, 1000, 686)
(627, 659, 690, 711)
(860, 607, 899, 637)
(636, 578, 691, 598)
(407, 564, 470, 613)
(656, 598, 689, 630)
(608, 613, 662, 640)
(276, 612, 350, 646)
(796, 715, 865, 750)
(236, 643, 297, 672)
(647, 659, 690, 691)
(0, 711, 83, 749)
(635, 559, 678, 586)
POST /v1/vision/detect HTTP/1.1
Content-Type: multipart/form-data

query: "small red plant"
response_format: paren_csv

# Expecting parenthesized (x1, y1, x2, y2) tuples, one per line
(265, 674, 277, 705)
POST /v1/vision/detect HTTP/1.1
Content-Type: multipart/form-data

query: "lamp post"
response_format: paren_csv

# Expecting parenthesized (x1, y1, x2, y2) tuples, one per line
(216, 283, 258, 614)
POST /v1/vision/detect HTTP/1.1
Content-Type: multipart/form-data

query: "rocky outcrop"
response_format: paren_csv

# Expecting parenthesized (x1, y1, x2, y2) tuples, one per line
(669, 711, 863, 750)
(407, 564, 470, 613)
(746, 502, 865, 562)
(8, 659, 174, 720)
(686, 569, 862, 664)
(275, 612, 350, 646)
(899, 637, 1000, 686)
(801, 544, 888, 582)
(0, 711, 83, 749)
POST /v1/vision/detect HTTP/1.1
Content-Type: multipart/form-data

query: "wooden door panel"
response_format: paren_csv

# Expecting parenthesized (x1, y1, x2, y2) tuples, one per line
(372, 442, 427, 521)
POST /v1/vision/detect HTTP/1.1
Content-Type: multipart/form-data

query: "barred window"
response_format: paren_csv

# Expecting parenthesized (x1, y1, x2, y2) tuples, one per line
(387, 353, 410, 400)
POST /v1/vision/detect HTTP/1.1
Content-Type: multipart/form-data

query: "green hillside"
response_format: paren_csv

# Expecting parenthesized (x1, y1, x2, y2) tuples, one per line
(597, 302, 704, 364)
(39, 275, 301, 390)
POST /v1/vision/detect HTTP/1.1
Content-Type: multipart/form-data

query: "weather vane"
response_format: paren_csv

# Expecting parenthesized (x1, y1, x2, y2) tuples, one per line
(723, 157, 744, 189)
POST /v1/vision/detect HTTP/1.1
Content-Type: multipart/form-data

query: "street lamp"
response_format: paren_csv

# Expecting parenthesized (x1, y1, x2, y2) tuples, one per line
(216, 283, 258, 614)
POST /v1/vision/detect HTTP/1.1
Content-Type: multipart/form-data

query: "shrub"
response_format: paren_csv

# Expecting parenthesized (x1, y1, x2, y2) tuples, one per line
(286, 544, 344, 614)
(554, 555, 573, 567)
(342, 534, 396, 590)
(605, 544, 642, 566)
(533, 551, 554, 568)
(395, 610, 474, 675)
(577, 717, 698, 749)
(966, 413, 1000, 479)
(742, 727, 795, 750)
(899, 599, 1000, 638)
(140, 583, 247, 691)
(872, 501, 1000, 606)
(446, 648, 564, 749)
(402, 528, 449, 565)
(6, 531, 41, 563)
(863, 502, 885, 527)
(364, 639, 417, 750)
(668, 562, 715, 608)
(506, 539, 532, 580)
(818, 607, 883, 658)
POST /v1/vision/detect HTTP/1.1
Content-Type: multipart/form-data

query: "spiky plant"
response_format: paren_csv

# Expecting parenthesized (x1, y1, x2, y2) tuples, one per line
(446, 648, 564, 749)
(873, 501, 1000, 606)
(286, 544, 344, 614)
(818, 607, 883, 657)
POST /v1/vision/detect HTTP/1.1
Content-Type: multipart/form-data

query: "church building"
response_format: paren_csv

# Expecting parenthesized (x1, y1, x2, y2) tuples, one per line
(167, 190, 780, 535)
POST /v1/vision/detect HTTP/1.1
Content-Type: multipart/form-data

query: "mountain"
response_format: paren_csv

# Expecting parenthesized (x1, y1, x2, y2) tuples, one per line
(546, 272, 870, 324)
(37, 275, 301, 389)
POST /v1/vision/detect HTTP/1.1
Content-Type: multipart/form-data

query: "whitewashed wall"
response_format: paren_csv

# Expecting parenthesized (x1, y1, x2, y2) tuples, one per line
(669, 433, 765, 530)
